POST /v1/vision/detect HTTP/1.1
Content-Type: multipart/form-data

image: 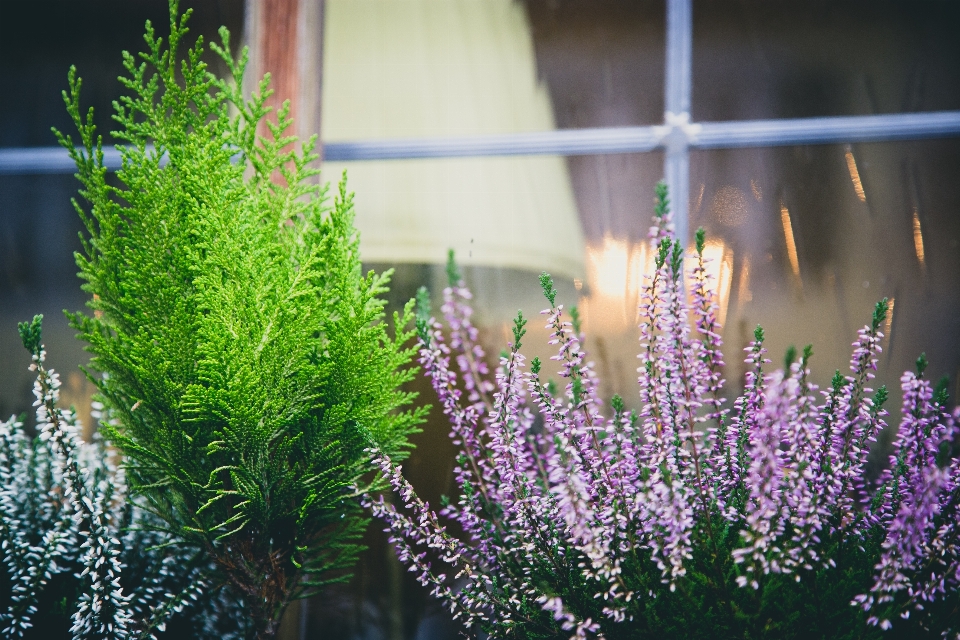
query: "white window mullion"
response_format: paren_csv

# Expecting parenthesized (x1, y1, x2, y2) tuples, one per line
(664, 0, 694, 245)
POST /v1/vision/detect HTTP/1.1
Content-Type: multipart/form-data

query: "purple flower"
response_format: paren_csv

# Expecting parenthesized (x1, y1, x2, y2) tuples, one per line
(369, 191, 960, 638)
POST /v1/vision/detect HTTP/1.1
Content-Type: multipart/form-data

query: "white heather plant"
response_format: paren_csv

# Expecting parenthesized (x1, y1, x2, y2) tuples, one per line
(369, 183, 960, 640)
(0, 315, 244, 640)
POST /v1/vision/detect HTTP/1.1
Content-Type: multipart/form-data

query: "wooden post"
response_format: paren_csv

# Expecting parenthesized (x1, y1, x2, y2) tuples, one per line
(245, 5, 325, 638)
(245, 0, 324, 156)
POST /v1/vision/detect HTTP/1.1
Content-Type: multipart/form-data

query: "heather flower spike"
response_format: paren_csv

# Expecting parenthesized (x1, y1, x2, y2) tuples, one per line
(372, 181, 960, 639)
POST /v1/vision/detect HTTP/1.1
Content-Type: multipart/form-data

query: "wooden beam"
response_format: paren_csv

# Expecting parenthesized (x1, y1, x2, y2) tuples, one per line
(245, 0, 324, 155)
(243, 6, 326, 635)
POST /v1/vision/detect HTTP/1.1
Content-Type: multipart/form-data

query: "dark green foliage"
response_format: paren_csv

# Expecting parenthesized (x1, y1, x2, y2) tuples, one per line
(934, 376, 950, 407)
(784, 345, 797, 370)
(512, 310, 527, 349)
(539, 272, 557, 307)
(917, 352, 929, 376)
(874, 385, 889, 412)
(610, 394, 624, 415)
(415, 286, 432, 344)
(872, 298, 889, 332)
(670, 239, 684, 278)
(53, 2, 424, 636)
(657, 238, 671, 269)
(530, 357, 542, 377)
(754, 325, 765, 343)
(17, 315, 42, 355)
(695, 226, 706, 255)
(467, 511, 893, 640)
(569, 305, 582, 335)
(588, 524, 888, 640)
(654, 180, 670, 219)
(445, 248, 462, 287)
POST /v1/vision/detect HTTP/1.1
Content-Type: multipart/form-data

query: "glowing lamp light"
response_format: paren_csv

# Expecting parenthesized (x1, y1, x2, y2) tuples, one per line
(579, 236, 650, 332)
(686, 240, 734, 329)
(578, 235, 733, 335)
(911, 207, 926, 271)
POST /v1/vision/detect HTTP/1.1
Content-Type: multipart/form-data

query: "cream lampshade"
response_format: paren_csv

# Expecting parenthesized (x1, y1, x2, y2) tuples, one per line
(321, 0, 586, 280)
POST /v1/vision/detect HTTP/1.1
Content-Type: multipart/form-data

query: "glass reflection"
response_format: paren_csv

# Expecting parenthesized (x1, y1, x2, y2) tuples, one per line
(845, 145, 868, 203)
(779, 200, 802, 282)
(690, 141, 959, 398)
(912, 206, 926, 269)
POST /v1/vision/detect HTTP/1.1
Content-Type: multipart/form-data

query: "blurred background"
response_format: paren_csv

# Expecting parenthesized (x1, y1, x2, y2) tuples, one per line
(2, 1, 959, 638)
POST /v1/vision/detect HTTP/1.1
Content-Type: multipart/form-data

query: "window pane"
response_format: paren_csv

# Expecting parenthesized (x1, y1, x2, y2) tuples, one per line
(692, 0, 960, 121)
(322, 0, 666, 142)
(0, 0, 243, 148)
(689, 139, 960, 392)
(525, 0, 665, 128)
(0, 174, 91, 421)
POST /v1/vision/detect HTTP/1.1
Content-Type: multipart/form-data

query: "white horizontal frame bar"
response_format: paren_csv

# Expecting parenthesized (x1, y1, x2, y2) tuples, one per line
(323, 126, 664, 161)
(0, 146, 124, 175)
(2, 110, 960, 174)
(694, 111, 960, 149)
(324, 110, 960, 159)
(0, 127, 662, 172)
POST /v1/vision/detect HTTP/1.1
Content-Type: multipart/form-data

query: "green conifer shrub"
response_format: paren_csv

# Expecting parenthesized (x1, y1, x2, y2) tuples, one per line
(53, 2, 425, 636)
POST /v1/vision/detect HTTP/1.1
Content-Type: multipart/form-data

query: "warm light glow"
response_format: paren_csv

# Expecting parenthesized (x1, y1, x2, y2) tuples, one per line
(845, 145, 866, 203)
(701, 240, 733, 327)
(737, 256, 752, 304)
(579, 236, 654, 332)
(585, 236, 649, 299)
(685, 240, 733, 328)
(884, 297, 895, 344)
(581, 236, 735, 333)
(780, 202, 801, 282)
(912, 207, 926, 269)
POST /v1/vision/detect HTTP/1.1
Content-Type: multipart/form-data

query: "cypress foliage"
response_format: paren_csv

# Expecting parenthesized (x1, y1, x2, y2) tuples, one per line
(53, 2, 425, 636)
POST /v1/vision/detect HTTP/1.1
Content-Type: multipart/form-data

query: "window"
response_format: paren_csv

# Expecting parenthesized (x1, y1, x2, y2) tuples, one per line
(2, 2, 959, 637)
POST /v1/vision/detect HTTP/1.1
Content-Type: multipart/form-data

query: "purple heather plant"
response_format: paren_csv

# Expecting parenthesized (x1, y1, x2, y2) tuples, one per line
(365, 183, 960, 640)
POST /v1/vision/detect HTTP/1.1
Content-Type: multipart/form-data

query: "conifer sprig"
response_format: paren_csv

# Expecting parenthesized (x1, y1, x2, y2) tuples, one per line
(54, 2, 424, 636)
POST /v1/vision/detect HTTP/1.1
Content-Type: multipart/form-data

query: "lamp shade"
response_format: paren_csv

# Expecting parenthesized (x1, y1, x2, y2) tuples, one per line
(321, 0, 585, 279)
